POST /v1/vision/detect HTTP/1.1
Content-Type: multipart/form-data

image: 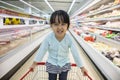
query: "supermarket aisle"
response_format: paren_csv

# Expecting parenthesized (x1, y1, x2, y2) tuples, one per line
(1, 0, 120, 80)
(10, 32, 104, 80)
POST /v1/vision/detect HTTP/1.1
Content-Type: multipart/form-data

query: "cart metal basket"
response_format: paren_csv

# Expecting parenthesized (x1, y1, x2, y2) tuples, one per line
(20, 62, 92, 80)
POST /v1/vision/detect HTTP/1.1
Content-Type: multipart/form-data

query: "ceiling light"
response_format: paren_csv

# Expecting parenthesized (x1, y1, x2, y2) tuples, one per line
(19, 0, 47, 14)
(44, 0, 54, 12)
(0, 0, 24, 11)
(68, 0, 76, 14)
(71, 0, 101, 18)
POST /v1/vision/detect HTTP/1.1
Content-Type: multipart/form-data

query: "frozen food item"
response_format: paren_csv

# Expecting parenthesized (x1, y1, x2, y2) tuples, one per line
(114, 36, 120, 41)
(93, 42, 111, 51)
(85, 34, 96, 42)
(0, 41, 10, 45)
(105, 52, 113, 60)
(88, 28, 98, 33)
(12, 34, 21, 39)
(4, 18, 11, 25)
(111, 51, 120, 58)
(105, 21, 120, 28)
(0, 36, 11, 45)
(17, 30, 30, 37)
(11, 18, 21, 25)
(101, 32, 107, 37)
(82, 22, 99, 25)
(114, 0, 120, 4)
(73, 28, 83, 35)
(104, 50, 120, 63)
(84, 36, 95, 42)
(94, 30, 107, 35)
(113, 57, 120, 67)
(81, 33, 87, 38)
(81, 33, 96, 42)
(105, 33, 116, 39)
(112, 10, 120, 16)
(113, 33, 120, 41)
(82, 27, 89, 31)
(76, 30, 83, 35)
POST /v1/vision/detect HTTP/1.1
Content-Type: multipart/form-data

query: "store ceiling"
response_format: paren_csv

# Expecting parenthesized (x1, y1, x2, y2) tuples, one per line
(0, 0, 113, 17)
(0, 0, 88, 16)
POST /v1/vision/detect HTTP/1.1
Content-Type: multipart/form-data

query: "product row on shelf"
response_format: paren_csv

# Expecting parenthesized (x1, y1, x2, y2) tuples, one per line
(0, 26, 48, 44)
(0, 9, 46, 27)
(79, 0, 120, 18)
(86, 6, 120, 19)
(76, 1, 120, 23)
(87, 2, 120, 17)
(79, 21, 120, 31)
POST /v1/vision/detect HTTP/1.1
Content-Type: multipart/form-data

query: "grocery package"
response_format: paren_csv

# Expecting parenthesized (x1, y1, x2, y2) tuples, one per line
(81, 33, 96, 42)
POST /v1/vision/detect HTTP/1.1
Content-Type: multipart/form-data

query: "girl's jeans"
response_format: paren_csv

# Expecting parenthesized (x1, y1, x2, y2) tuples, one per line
(48, 71, 68, 80)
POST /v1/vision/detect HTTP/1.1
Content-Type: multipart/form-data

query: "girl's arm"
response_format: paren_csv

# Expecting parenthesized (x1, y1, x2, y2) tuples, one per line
(30, 37, 49, 71)
(70, 40, 83, 67)
(69, 36, 88, 75)
(34, 37, 49, 62)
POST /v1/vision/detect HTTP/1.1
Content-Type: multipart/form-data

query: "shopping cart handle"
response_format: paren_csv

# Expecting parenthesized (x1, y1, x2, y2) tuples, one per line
(37, 62, 45, 65)
(71, 63, 77, 66)
(20, 68, 32, 80)
(84, 72, 92, 80)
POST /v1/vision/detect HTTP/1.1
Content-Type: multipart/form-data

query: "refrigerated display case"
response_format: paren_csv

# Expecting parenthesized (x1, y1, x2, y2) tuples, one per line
(70, 1, 120, 80)
(0, 9, 49, 57)
(0, 8, 51, 79)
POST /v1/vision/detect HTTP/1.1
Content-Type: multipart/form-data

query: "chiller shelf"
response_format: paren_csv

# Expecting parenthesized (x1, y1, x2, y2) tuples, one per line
(69, 29, 120, 80)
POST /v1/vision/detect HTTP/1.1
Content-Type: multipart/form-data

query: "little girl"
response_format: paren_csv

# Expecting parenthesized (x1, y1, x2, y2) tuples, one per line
(30, 10, 88, 80)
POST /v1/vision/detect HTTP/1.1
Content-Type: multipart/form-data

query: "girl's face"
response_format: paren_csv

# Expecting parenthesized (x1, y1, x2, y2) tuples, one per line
(51, 22, 68, 38)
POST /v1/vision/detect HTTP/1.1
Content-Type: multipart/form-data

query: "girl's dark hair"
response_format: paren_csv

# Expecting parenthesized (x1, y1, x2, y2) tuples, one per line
(50, 10, 70, 29)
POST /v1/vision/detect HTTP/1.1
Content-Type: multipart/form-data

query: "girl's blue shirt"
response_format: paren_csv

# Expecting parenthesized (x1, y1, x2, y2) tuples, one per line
(34, 32, 83, 67)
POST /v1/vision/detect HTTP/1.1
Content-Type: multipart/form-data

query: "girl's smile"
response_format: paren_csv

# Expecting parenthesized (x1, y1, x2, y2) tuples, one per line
(57, 29, 63, 34)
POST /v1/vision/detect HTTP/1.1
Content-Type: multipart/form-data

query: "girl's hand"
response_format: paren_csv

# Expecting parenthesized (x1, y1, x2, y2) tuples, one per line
(80, 67, 88, 76)
(30, 62, 37, 72)
(30, 66, 35, 72)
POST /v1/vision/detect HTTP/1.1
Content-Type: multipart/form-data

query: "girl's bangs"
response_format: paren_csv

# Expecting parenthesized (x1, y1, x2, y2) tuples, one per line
(52, 14, 65, 24)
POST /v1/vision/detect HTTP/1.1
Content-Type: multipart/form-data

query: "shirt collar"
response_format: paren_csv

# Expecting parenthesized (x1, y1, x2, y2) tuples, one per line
(52, 33, 67, 44)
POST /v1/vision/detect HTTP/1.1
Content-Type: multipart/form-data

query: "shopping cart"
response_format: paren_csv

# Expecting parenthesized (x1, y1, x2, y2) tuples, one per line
(20, 62, 92, 80)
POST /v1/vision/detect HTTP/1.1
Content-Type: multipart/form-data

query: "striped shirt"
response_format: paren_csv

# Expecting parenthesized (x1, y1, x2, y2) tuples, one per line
(34, 32, 83, 68)
(46, 62, 71, 74)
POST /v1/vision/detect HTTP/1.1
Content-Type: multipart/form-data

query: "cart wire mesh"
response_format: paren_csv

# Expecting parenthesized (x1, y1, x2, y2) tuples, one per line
(20, 62, 92, 80)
